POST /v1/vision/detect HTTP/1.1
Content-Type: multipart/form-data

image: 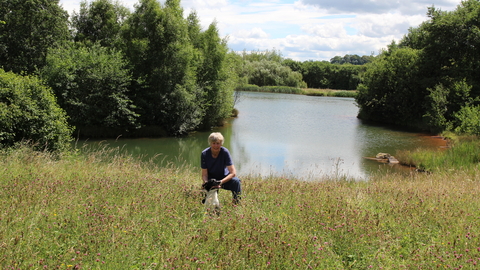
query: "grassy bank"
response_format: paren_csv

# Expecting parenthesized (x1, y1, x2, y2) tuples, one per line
(302, 88, 357, 98)
(396, 135, 480, 173)
(236, 85, 357, 98)
(1, 145, 480, 269)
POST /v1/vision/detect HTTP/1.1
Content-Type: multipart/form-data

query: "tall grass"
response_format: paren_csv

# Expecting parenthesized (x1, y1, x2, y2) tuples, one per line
(236, 85, 304, 94)
(236, 85, 357, 98)
(303, 89, 357, 98)
(1, 144, 480, 269)
(396, 138, 480, 172)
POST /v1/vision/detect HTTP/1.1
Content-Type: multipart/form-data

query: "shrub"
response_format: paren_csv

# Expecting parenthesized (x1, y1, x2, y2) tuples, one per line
(0, 69, 72, 151)
(453, 105, 480, 135)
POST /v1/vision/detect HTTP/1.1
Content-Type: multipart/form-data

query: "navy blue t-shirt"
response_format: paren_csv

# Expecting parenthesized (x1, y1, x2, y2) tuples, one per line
(201, 146, 233, 180)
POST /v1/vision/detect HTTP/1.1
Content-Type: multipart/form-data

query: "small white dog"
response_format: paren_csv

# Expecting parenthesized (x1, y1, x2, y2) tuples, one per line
(202, 179, 221, 216)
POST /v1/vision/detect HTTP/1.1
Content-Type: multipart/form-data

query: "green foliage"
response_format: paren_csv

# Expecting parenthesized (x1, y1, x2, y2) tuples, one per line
(71, 0, 130, 48)
(453, 105, 480, 135)
(121, 0, 236, 134)
(358, 0, 480, 133)
(122, 0, 203, 135)
(424, 80, 473, 133)
(399, 138, 480, 172)
(40, 43, 138, 132)
(241, 48, 284, 63)
(356, 47, 425, 127)
(236, 84, 260, 92)
(421, 1, 480, 96)
(234, 51, 367, 92)
(0, 0, 70, 74)
(236, 85, 303, 94)
(330, 54, 374, 65)
(284, 60, 364, 90)
(124, 0, 204, 134)
(423, 83, 452, 133)
(0, 69, 72, 151)
(195, 21, 235, 128)
(327, 91, 357, 98)
(242, 59, 306, 88)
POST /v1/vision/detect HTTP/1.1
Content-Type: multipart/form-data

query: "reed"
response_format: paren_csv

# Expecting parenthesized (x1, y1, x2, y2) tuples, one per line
(236, 85, 305, 94)
(304, 89, 357, 97)
(1, 144, 479, 269)
(397, 137, 480, 172)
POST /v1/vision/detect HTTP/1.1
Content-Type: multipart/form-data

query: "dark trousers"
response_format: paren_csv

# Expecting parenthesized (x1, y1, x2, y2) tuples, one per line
(221, 177, 242, 201)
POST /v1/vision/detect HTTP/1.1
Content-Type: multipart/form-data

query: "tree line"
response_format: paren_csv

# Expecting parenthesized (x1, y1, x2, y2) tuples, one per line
(234, 49, 371, 90)
(0, 0, 373, 152)
(355, 0, 480, 135)
(1, 0, 239, 151)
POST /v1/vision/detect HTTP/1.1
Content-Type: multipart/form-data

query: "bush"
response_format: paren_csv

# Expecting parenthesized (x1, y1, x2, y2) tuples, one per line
(41, 44, 139, 133)
(0, 69, 72, 151)
(453, 105, 480, 135)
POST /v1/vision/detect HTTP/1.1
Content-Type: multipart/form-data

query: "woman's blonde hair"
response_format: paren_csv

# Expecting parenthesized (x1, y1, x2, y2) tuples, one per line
(208, 132, 224, 145)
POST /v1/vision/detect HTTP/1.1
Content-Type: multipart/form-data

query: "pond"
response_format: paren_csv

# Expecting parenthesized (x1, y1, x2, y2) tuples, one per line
(76, 91, 446, 180)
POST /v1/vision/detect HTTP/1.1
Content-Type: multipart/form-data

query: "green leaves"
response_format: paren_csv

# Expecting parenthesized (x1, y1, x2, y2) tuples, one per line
(40, 43, 138, 131)
(0, 69, 72, 151)
(121, 0, 235, 134)
(72, 0, 130, 48)
(357, 0, 480, 133)
(0, 0, 70, 74)
(2, 0, 238, 141)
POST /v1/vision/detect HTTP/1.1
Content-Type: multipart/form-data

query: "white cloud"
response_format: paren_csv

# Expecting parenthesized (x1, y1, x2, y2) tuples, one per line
(59, 0, 461, 61)
(298, 0, 459, 15)
(235, 27, 270, 38)
(302, 23, 348, 38)
(353, 13, 427, 38)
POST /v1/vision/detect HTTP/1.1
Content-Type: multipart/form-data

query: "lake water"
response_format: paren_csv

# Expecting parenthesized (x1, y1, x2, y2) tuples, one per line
(76, 91, 446, 180)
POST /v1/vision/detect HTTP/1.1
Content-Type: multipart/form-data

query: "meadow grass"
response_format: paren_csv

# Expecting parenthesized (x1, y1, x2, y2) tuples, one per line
(1, 144, 480, 269)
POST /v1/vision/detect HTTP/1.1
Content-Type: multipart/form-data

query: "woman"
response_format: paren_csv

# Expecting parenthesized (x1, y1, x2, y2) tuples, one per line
(201, 132, 242, 204)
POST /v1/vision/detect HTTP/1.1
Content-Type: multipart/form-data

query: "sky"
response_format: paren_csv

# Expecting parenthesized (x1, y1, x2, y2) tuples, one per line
(59, 0, 461, 62)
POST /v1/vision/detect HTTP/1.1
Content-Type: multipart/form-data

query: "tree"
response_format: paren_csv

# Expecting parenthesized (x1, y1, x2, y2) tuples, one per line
(195, 21, 236, 128)
(421, 1, 480, 96)
(40, 43, 138, 134)
(298, 61, 332, 89)
(122, 0, 203, 135)
(0, 69, 72, 151)
(330, 54, 374, 65)
(71, 0, 130, 48)
(243, 59, 306, 88)
(0, 0, 70, 74)
(357, 0, 480, 133)
(355, 47, 425, 127)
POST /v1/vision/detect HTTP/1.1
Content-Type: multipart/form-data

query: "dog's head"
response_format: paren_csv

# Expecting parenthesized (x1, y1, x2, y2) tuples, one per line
(202, 178, 221, 191)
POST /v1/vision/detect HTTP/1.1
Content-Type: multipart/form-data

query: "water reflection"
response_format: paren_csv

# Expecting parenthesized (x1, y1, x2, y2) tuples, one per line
(76, 92, 446, 180)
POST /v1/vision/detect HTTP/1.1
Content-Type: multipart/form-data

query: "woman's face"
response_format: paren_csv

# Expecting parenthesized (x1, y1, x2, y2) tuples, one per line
(210, 140, 222, 152)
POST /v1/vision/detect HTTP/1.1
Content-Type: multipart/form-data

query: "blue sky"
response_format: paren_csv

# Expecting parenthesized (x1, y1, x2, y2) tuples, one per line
(59, 0, 460, 61)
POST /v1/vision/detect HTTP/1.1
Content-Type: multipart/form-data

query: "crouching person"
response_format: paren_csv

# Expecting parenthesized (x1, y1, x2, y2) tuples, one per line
(201, 132, 242, 204)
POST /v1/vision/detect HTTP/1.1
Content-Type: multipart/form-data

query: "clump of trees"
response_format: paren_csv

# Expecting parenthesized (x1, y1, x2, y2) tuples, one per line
(284, 59, 365, 90)
(233, 49, 307, 88)
(0, 0, 237, 149)
(356, 0, 480, 135)
(330, 54, 374, 65)
(234, 49, 370, 90)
